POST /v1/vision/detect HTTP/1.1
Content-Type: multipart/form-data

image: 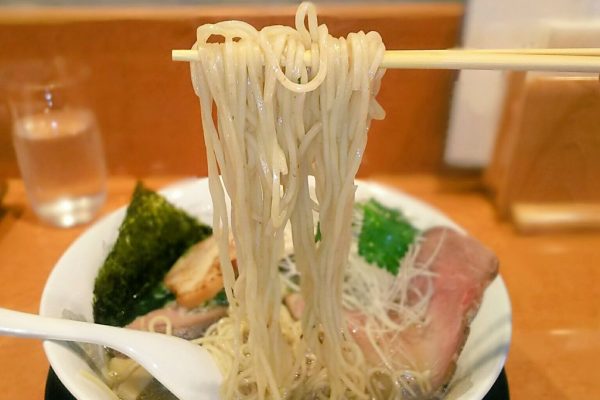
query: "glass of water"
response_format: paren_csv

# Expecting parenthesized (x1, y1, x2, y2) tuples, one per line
(1, 58, 107, 227)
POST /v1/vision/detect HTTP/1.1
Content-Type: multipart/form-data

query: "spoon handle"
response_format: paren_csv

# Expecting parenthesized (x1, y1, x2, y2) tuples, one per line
(0, 307, 128, 351)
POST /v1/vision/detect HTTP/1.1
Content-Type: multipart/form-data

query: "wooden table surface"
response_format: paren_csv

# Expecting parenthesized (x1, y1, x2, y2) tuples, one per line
(1, 174, 598, 399)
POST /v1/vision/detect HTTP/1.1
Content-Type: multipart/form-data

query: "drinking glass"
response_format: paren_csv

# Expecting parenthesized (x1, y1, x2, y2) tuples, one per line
(1, 59, 107, 228)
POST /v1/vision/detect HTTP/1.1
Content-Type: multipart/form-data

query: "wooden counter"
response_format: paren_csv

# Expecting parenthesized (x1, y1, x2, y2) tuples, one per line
(1, 175, 599, 399)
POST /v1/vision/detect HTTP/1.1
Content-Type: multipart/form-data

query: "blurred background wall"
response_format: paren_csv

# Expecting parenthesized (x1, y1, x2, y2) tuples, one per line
(0, 0, 461, 5)
(0, 2, 463, 178)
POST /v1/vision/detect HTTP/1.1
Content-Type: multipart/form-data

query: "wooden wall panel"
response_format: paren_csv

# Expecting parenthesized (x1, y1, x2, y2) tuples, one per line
(0, 3, 462, 178)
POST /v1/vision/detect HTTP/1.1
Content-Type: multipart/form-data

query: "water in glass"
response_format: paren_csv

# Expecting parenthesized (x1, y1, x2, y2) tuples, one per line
(12, 108, 106, 227)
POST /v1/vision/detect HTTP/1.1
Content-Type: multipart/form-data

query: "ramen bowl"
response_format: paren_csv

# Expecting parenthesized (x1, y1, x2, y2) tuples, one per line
(40, 178, 511, 400)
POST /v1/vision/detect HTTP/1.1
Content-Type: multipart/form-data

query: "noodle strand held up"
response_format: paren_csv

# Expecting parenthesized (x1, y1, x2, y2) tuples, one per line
(190, 2, 386, 398)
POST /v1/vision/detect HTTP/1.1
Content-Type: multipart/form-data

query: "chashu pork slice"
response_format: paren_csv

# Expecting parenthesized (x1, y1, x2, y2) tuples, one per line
(125, 236, 234, 341)
(126, 303, 227, 340)
(347, 227, 499, 396)
(164, 236, 235, 309)
(284, 227, 498, 397)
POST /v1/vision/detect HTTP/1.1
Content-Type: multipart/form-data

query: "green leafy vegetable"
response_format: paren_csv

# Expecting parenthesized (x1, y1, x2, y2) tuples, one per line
(93, 182, 212, 326)
(130, 282, 175, 319)
(315, 221, 322, 242)
(207, 289, 229, 307)
(357, 198, 418, 274)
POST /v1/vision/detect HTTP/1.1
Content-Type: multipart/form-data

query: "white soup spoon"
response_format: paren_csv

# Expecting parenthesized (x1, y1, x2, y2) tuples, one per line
(0, 307, 222, 400)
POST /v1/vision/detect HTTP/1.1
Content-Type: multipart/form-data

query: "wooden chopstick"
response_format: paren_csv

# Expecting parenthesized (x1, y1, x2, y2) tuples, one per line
(172, 48, 600, 73)
(400, 48, 600, 56)
(382, 50, 600, 72)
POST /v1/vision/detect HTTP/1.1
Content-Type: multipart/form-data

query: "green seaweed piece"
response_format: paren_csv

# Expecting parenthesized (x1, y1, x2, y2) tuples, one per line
(357, 198, 418, 274)
(93, 182, 212, 326)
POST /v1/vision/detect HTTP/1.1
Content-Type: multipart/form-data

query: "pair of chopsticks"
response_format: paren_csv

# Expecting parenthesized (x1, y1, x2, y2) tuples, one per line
(172, 48, 600, 73)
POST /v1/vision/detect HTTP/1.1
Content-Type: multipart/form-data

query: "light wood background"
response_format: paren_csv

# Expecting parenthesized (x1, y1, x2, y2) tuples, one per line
(485, 73, 600, 230)
(0, 3, 462, 178)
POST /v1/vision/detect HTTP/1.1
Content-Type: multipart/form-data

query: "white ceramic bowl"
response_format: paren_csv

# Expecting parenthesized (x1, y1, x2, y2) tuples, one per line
(40, 178, 512, 400)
